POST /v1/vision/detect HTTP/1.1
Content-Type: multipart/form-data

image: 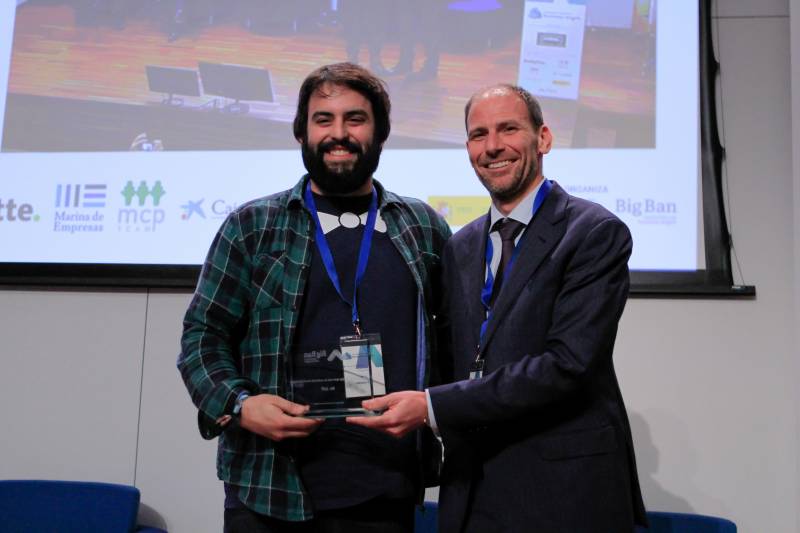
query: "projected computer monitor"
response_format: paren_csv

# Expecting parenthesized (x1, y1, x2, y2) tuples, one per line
(198, 62, 275, 103)
(145, 65, 201, 105)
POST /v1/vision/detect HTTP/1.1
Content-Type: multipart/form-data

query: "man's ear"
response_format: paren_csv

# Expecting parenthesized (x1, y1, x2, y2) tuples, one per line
(537, 125, 553, 155)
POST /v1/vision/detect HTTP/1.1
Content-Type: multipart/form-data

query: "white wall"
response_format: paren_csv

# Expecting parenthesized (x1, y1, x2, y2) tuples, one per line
(1, 1, 798, 532)
(614, 3, 797, 533)
(790, 0, 800, 529)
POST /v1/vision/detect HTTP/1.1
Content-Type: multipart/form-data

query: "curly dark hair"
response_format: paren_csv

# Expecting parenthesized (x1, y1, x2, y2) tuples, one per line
(293, 62, 391, 144)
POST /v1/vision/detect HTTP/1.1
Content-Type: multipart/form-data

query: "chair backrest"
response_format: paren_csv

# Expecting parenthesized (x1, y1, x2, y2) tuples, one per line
(641, 511, 737, 533)
(414, 500, 439, 533)
(414, 503, 737, 533)
(0, 479, 141, 533)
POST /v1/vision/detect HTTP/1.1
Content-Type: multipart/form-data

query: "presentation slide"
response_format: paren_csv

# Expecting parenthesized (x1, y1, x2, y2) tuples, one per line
(0, 0, 696, 272)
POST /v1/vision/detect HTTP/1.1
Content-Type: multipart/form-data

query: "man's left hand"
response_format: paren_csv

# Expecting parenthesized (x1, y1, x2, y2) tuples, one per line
(346, 390, 428, 438)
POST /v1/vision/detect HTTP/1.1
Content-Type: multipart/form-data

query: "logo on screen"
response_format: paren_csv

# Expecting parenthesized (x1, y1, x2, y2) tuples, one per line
(118, 180, 166, 232)
(181, 199, 206, 220)
(0, 198, 39, 223)
(121, 180, 165, 207)
(566, 184, 609, 202)
(55, 184, 107, 208)
(181, 198, 239, 221)
(52, 183, 107, 234)
(428, 196, 490, 228)
(615, 198, 677, 225)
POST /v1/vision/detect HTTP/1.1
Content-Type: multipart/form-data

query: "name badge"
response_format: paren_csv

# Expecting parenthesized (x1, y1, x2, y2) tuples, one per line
(339, 332, 386, 398)
(469, 360, 485, 380)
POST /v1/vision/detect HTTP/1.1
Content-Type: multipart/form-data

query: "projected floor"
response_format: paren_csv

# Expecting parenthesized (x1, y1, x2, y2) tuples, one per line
(3, 0, 656, 152)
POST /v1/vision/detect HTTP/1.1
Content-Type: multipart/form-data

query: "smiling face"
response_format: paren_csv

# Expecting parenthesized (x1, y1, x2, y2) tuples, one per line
(301, 82, 381, 196)
(466, 89, 552, 213)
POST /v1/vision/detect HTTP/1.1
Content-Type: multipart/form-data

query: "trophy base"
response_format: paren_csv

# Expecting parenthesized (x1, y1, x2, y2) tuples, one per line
(303, 407, 385, 419)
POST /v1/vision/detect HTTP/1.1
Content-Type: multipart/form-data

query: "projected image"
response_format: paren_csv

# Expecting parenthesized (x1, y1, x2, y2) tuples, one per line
(3, 0, 656, 152)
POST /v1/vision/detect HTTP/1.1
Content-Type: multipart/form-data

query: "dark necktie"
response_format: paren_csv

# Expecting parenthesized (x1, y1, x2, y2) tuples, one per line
(490, 218, 525, 306)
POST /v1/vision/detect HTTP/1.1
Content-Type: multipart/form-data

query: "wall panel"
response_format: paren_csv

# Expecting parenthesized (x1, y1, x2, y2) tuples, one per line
(0, 290, 146, 484)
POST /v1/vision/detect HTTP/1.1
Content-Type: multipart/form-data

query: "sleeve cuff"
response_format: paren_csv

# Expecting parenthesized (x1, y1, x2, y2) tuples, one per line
(425, 388, 440, 437)
(197, 380, 258, 439)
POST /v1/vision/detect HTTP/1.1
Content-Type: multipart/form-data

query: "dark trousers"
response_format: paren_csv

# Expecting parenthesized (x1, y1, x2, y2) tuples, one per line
(224, 497, 415, 533)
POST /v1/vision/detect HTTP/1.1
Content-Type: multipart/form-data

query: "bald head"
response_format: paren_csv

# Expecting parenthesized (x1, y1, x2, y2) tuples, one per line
(464, 84, 544, 133)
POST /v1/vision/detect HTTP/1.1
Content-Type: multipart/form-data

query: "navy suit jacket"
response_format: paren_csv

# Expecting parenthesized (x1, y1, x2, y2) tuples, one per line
(429, 182, 647, 532)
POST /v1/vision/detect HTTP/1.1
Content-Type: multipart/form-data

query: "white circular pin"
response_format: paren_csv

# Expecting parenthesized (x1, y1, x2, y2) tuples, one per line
(339, 212, 360, 229)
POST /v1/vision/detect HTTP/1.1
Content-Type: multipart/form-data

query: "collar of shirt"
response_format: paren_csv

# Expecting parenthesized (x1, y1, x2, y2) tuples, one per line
(486, 178, 545, 279)
(488, 177, 546, 232)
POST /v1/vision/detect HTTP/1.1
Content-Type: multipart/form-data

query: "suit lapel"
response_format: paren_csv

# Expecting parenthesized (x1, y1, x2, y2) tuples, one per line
(478, 184, 568, 356)
(454, 215, 491, 361)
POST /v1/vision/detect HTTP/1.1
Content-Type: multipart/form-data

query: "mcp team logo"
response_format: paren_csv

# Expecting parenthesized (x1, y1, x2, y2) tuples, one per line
(121, 180, 165, 207)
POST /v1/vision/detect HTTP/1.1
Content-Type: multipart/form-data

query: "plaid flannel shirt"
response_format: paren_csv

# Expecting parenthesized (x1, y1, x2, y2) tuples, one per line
(178, 175, 451, 521)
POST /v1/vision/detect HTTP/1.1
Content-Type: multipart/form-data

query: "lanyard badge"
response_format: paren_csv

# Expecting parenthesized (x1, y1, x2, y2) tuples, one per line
(471, 179, 553, 380)
(304, 180, 378, 336)
(339, 332, 386, 397)
(303, 181, 387, 396)
(469, 359, 485, 380)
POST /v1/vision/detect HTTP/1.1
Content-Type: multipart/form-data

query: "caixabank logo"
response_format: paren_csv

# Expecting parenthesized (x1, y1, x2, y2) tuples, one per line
(53, 183, 107, 234)
(180, 199, 206, 220)
(118, 180, 166, 232)
(0, 198, 40, 223)
(180, 198, 239, 221)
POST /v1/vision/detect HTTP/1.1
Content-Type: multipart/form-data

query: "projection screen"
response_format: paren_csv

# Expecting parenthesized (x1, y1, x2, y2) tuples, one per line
(0, 0, 742, 294)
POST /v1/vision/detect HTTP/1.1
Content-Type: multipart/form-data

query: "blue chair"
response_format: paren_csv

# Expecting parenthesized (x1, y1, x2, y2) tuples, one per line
(415, 501, 737, 533)
(0, 480, 167, 533)
(640, 511, 737, 532)
(414, 500, 438, 533)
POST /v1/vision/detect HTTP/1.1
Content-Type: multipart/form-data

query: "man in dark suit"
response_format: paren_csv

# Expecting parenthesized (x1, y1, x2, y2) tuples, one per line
(349, 84, 647, 532)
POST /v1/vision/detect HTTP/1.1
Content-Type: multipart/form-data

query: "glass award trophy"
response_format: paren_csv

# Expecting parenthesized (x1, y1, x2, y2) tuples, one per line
(289, 333, 386, 418)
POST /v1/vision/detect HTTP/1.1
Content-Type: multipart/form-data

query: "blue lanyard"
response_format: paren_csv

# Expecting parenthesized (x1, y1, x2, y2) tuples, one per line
(478, 179, 552, 343)
(304, 180, 378, 335)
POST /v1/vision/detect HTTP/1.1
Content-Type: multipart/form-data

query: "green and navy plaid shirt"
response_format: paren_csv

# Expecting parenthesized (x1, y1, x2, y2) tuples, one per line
(178, 175, 451, 521)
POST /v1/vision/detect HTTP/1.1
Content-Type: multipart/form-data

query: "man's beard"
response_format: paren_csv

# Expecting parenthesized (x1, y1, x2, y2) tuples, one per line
(301, 138, 382, 195)
(479, 157, 538, 203)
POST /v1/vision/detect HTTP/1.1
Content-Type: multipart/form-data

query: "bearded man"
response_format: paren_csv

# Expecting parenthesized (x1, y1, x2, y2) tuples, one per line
(178, 62, 450, 533)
